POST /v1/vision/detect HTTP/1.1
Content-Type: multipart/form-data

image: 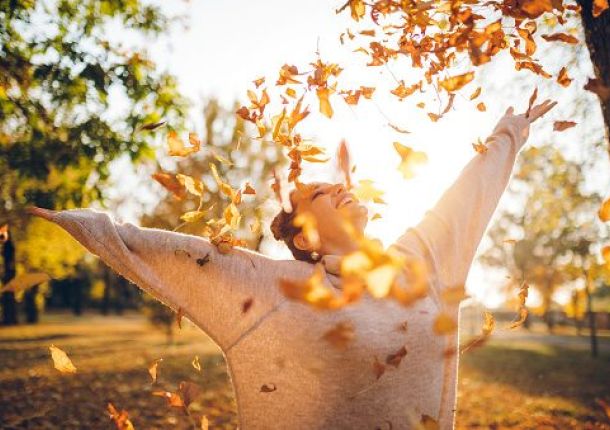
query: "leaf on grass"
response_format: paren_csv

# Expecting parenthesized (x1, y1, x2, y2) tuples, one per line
(393, 142, 428, 180)
(433, 313, 457, 335)
(49, 345, 77, 374)
(598, 198, 610, 222)
(192, 355, 202, 372)
(553, 120, 577, 131)
(108, 403, 135, 430)
(385, 346, 407, 368)
(148, 358, 162, 383)
(322, 321, 355, 349)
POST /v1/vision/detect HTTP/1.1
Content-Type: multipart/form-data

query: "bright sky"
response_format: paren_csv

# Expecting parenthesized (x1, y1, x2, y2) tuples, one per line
(108, 0, 608, 307)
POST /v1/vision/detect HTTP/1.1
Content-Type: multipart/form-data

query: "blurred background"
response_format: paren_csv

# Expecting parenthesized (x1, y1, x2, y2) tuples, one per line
(1, 0, 609, 428)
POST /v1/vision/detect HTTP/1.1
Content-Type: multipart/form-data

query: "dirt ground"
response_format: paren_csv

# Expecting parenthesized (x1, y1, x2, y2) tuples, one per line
(0, 313, 608, 429)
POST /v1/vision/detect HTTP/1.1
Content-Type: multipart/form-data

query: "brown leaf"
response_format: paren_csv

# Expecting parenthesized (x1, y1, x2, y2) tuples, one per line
(509, 282, 529, 329)
(138, 120, 166, 131)
(385, 346, 407, 368)
(253, 77, 265, 88)
(584, 78, 610, 102)
(107, 403, 135, 430)
(388, 123, 411, 134)
(541, 33, 579, 44)
(167, 131, 200, 157)
(322, 321, 355, 349)
(49, 345, 77, 374)
(553, 120, 577, 131)
(472, 138, 488, 154)
(469, 87, 482, 100)
(557, 67, 572, 87)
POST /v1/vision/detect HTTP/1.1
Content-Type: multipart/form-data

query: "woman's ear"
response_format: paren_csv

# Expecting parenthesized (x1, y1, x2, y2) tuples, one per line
(293, 232, 312, 251)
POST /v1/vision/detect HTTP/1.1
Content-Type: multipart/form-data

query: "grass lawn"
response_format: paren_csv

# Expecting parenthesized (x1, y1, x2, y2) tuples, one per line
(0, 313, 608, 429)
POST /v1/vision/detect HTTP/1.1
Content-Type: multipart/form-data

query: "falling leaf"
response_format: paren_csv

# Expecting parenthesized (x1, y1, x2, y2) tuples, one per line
(372, 356, 386, 379)
(152, 390, 184, 408)
(322, 321, 355, 349)
(192, 356, 202, 372)
(472, 138, 488, 154)
(49, 345, 77, 374)
(242, 298, 254, 314)
(148, 359, 162, 383)
(337, 139, 352, 189)
(167, 131, 200, 157)
(584, 78, 610, 102)
(200, 416, 210, 430)
(388, 123, 410, 134)
(553, 121, 577, 131)
(293, 211, 321, 250)
(353, 179, 385, 204)
(433, 313, 457, 335)
(593, 0, 609, 17)
(152, 172, 186, 200)
(482, 311, 495, 336)
(541, 33, 579, 44)
(476, 102, 486, 112)
(139, 120, 166, 131)
(180, 211, 207, 223)
(602, 246, 610, 268)
(557, 67, 572, 87)
(438, 72, 474, 92)
(598, 198, 610, 221)
(243, 182, 256, 195)
(1, 272, 50, 294)
(441, 285, 468, 304)
(385, 346, 407, 368)
(391, 81, 419, 99)
(108, 403, 135, 430)
(393, 142, 428, 179)
(176, 174, 204, 197)
(469, 87, 482, 100)
(253, 77, 265, 88)
(0, 223, 7, 243)
(317, 87, 334, 118)
(280, 265, 342, 309)
(509, 282, 529, 329)
(261, 383, 277, 393)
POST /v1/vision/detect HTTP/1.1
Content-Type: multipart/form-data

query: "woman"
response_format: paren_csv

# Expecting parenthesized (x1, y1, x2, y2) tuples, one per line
(30, 101, 555, 429)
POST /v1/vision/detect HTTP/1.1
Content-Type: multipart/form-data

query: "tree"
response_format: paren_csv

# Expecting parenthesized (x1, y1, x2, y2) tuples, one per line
(480, 144, 607, 334)
(0, 0, 188, 323)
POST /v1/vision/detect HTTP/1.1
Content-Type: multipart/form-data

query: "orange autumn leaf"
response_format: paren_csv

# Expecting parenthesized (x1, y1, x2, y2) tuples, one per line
(176, 307, 184, 329)
(385, 345, 407, 368)
(152, 172, 186, 200)
(243, 182, 256, 195)
(393, 142, 428, 179)
(541, 33, 579, 44)
(322, 321, 355, 349)
(280, 265, 343, 309)
(148, 358, 162, 383)
(49, 345, 77, 374)
(167, 131, 200, 157)
(593, 0, 609, 17)
(599, 198, 610, 221)
(509, 282, 529, 329)
(260, 383, 277, 393)
(438, 72, 474, 92)
(557, 67, 572, 87)
(472, 138, 488, 154)
(152, 390, 184, 408)
(441, 285, 469, 305)
(276, 64, 301, 85)
(433, 313, 457, 335)
(253, 76, 265, 88)
(553, 120, 577, 131)
(108, 403, 135, 430)
(348, 0, 366, 21)
(476, 102, 486, 112)
(390, 81, 419, 99)
(317, 87, 334, 118)
(337, 139, 352, 189)
(201, 416, 210, 430)
(469, 87, 482, 100)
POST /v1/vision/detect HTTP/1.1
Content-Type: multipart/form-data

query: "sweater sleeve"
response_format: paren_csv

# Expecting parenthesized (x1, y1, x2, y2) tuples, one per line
(390, 115, 530, 291)
(48, 208, 286, 350)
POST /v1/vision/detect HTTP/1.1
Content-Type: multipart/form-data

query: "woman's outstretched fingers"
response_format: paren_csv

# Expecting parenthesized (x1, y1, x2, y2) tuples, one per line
(26, 206, 56, 221)
(505, 106, 515, 116)
(528, 100, 557, 122)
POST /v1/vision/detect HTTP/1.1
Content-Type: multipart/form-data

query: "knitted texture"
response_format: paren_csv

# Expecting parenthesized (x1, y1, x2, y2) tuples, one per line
(47, 115, 528, 429)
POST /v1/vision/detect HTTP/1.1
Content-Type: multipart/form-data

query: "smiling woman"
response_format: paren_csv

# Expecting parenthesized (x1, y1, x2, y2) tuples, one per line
(29, 102, 556, 429)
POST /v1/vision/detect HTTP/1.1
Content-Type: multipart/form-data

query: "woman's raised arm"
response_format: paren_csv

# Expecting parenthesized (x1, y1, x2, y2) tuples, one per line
(391, 102, 556, 291)
(30, 207, 287, 350)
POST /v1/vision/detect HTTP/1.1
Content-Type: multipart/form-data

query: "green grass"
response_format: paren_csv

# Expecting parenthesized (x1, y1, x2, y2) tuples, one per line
(0, 313, 608, 429)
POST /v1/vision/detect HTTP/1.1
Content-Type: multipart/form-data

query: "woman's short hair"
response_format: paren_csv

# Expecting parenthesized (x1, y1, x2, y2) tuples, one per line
(270, 206, 316, 263)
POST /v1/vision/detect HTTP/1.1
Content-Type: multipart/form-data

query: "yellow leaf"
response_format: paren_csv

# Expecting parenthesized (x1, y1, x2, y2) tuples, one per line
(192, 355, 202, 372)
(317, 87, 334, 118)
(438, 72, 474, 92)
(433, 313, 457, 335)
(353, 179, 385, 204)
(181, 211, 207, 223)
(599, 198, 610, 221)
(176, 174, 204, 197)
(167, 131, 200, 157)
(148, 358, 162, 383)
(49, 345, 77, 374)
(393, 142, 428, 179)
(365, 264, 398, 298)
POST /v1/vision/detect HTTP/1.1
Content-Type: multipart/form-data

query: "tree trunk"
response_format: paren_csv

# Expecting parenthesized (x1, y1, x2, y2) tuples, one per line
(578, 0, 610, 151)
(24, 285, 39, 323)
(1, 237, 18, 325)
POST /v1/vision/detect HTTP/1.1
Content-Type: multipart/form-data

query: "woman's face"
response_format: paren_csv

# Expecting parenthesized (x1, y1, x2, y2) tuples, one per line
(291, 182, 368, 256)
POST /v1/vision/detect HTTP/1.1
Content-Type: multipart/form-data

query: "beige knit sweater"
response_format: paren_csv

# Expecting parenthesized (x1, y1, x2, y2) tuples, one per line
(44, 114, 529, 429)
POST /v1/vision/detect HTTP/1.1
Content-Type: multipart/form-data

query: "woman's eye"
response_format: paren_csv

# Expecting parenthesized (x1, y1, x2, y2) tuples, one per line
(312, 191, 324, 200)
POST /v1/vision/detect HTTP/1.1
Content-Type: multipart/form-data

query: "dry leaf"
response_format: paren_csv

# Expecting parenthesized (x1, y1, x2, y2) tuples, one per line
(139, 120, 166, 131)
(393, 142, 428, 179)
(167, 131, 200, 157)
(438, 72, 474, 92)
(598, 198, 610, 221)
(152, 172, 186, 200)
(192, 356, 202, 372)
(108, 403, 135, 430)
(526, 87, 538, 118)
(472, 138, 488, 154)
(509, 282, 529, 329)
(593, 0, 609, 17)
(553, 120, 577, 131)
(476, 102, 486, 112)
(433, 313, 457, 335)
(557, 67, 572, 87)
(49, 345, 77, 374)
